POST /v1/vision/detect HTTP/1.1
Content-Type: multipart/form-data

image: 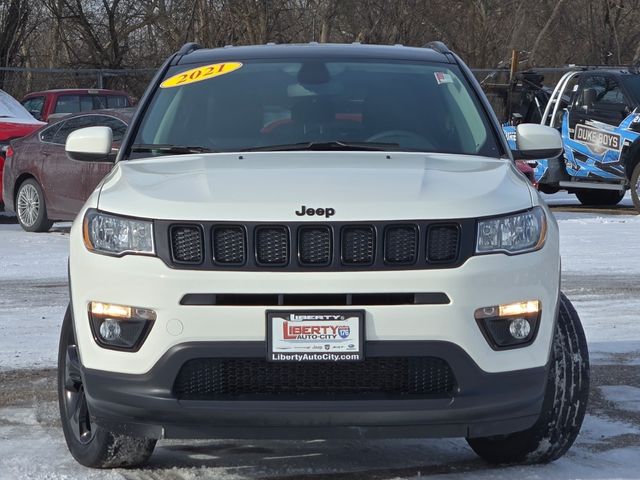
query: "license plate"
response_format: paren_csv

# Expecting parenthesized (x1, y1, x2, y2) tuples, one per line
(267, 310, 364, 362)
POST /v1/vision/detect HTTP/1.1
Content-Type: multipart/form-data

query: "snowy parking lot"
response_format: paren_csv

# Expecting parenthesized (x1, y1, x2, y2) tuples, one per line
(0, 193, 639, 480)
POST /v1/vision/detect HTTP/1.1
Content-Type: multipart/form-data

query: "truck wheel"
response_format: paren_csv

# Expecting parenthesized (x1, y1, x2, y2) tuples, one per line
(58, 306, 156, 468)
(631, 163, 640, 213)
(575, 189, 624, 206)
(15, 178, 53, 232)
(467, 292, 589, 464)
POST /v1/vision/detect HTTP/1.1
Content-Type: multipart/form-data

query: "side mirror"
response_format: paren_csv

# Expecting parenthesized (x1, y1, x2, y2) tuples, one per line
(66, 126, 114, 162)
(512, 123, 563, 160)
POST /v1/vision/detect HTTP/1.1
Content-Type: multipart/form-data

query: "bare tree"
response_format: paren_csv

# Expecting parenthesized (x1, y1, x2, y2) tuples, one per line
(44, 0, 155, 69)
(0, 0, 32, 88)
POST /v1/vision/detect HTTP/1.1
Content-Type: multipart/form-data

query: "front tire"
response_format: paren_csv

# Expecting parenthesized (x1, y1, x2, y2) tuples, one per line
(467, 292, 589, 464)
(575, 189, 624, 207)
(58, 306, 156, 468)
(15, 178, 53, 232)
(631, 163, 640, 213)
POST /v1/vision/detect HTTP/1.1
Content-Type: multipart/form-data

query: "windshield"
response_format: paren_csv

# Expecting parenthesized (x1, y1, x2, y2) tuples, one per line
(619, 75, 640, 106)
(129, 58, 501, 158)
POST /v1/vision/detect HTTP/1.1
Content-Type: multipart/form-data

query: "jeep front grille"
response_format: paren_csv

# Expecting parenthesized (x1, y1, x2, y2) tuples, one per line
(256, 226, 289, 265)
(213, 226, 245, 265)
(385, 225, 418, 264)
(427, 225, 460, 263)
(170, 225, 203, 264)
(173, 356, 456, 400)
(156, 219, 471, 271)
(299, 226, 332, 265)
(341, 226, 375, 264)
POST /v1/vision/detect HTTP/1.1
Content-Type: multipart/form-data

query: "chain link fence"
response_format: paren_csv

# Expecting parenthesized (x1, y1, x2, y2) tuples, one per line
(0, 67, 156, 102)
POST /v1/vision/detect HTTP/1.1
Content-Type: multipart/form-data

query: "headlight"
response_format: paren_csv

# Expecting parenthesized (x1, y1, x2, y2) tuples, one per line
(476, 206, 547, 255)
(83, 209, 154, 256)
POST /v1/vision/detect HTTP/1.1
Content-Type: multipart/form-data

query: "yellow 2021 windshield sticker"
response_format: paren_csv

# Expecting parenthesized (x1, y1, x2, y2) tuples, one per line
(160, 62, 242, 88)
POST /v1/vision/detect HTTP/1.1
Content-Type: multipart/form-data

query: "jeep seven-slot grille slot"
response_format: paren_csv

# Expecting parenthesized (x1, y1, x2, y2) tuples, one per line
(212, 226, 245, 265)
(427, 225, 460, 262)
(173, 356, 456, 400)
(156, 220, 470, 271)
(255, 226, 289, 265)
(299, 226, 332, 265)
(170, 225, 204, 264)
(342, 226, 375, 264)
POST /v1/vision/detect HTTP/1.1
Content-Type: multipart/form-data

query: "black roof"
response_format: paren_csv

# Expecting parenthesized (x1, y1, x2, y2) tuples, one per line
(177, 43, 452, 66)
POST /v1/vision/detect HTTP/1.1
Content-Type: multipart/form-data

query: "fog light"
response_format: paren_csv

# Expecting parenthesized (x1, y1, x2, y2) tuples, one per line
(99, 318, 122, 341)
(509, 318, 531, 340)
(475, 300, 541, 350)
(88, 302, 156, 351)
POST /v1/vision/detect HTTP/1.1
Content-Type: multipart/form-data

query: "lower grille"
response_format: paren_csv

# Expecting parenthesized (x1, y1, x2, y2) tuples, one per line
(174, 357, 456, 400)
(179, 292, 451, 306)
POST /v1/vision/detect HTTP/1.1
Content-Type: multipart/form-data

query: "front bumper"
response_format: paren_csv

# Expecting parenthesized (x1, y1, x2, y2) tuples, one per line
(82, 340, 547, 440)
(69, 244, 560, 375)
(69, 202, 559, 439)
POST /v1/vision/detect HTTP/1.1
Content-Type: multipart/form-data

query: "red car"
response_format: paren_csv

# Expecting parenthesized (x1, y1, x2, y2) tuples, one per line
(1, 90, 45, 207)
(21, 88, 132, 123)
(516, 160, 538, 188)
(2, 108, 133, 231)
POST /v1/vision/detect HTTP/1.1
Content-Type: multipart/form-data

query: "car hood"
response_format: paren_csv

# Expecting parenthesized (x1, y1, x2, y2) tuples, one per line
(0, 122, 42, 141)
(98, 152, 533, 221)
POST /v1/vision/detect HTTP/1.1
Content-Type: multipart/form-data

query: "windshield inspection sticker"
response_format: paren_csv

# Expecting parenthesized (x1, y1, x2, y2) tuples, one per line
(160, 62, 242, 88)
(435, 71, 453, 84)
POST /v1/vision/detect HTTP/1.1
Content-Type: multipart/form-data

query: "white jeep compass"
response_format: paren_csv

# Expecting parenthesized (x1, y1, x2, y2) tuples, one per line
(58, 41, 589, 468)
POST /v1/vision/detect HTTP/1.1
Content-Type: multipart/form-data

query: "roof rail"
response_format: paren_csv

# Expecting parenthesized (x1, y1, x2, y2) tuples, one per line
(423, 41, 452, 55)
(177, 42, 202, 56)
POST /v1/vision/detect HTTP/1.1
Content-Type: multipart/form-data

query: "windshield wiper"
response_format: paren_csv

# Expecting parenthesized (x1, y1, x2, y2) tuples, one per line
(130, 144, 216, 155)
(240, 141, 400, 152)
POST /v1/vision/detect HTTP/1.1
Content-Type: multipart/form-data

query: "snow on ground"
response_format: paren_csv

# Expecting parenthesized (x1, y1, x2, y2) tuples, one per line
(547, 192, 640, 363)
(599, 386, 640, 413)
(0, 412, 639, 480)
(0, 221, 70, 281)
(556, 211, 640, 275)
(0, 222, 69, 370)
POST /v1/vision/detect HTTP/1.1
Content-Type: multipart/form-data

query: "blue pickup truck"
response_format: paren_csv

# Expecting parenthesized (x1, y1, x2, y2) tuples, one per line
(504, 68, 640, 212)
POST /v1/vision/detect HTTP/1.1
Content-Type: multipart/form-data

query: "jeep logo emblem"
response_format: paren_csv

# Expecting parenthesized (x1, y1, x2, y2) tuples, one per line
(295, 205, 335, 218)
